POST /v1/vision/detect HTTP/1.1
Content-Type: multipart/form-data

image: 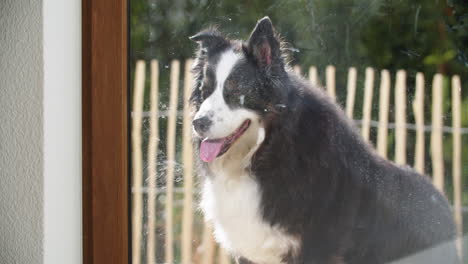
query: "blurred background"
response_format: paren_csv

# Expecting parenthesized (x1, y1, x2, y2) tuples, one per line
(129, 0, 468, 263)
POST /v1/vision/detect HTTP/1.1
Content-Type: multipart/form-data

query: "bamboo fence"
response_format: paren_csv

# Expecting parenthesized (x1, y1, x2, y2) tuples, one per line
(131, 60, 466, 263)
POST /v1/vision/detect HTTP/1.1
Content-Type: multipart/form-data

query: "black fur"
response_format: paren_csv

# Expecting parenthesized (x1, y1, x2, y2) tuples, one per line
(190, 17, 458, 264)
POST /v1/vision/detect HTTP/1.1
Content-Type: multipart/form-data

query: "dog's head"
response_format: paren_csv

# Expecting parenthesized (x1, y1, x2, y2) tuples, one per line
(190, 17, 288, 163)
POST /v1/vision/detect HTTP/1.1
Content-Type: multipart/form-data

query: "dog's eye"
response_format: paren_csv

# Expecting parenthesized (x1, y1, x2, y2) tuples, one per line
(201, 82, 214, 100)
(201, 85, 208, 99)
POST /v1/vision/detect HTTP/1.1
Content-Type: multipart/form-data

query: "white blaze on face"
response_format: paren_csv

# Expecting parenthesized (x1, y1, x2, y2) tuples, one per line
(194, 49, 259, 139)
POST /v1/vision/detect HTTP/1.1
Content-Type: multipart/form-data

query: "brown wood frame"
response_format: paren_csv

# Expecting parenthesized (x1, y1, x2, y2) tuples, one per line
(82, 0, 129, 263)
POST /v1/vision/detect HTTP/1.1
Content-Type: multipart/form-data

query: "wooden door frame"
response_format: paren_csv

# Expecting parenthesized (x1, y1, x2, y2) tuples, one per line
(82, 0, 129, 263)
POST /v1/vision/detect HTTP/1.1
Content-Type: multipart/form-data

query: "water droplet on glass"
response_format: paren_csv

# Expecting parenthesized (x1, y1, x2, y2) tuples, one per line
(275, 104, 286, 109)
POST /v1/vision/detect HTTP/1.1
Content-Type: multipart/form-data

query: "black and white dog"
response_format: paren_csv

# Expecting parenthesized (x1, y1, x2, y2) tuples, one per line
(189, 17, 458, 264)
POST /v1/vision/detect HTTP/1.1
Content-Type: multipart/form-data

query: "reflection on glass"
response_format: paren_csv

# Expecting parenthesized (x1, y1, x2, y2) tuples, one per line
(130, 0, 467, 263)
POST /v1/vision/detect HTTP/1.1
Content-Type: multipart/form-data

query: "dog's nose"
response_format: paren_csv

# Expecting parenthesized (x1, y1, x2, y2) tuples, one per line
(193, 116, 212, 134)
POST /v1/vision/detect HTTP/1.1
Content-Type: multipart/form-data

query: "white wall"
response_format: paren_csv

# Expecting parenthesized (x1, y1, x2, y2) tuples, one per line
(43, 0, 82, 263)
(0, 0, 82, 263)
(0, 1, 44, 263)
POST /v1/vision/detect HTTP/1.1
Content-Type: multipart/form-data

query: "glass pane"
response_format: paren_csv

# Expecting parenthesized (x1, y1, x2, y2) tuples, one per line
(129, 1, 468, 263)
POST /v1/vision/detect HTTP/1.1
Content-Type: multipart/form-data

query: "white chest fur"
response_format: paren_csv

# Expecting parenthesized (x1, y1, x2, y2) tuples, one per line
(200, 170, 299, 264)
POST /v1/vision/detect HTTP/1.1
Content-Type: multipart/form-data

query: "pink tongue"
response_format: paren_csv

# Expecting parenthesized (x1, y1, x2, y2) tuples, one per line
(200, 139, 225, 162)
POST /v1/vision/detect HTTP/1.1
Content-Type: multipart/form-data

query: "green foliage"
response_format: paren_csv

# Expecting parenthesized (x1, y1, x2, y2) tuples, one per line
(424, 50, 456, 65)
(131, 0, 467, 108)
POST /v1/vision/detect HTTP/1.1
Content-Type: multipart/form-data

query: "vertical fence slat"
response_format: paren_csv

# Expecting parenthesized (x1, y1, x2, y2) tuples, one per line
(326, 65, 336, 100)
(182, 60, 195, 264)
(412, 72, 425, 173)
(395, 70, 407, 165)
(147, 60, 160, 264)
(201, 224, 216, 264)
(431, 73, 444, 192)
(452, 75, 463, 258)
(132, 60, 146, 264)
(309, 66, 318, 87)
(165, 60, 180, 264)
(377, 70, 391, 157)
(293, 65, 301, 75)
(218, 247, 231, 264)
(361, 67, 374, 141)
(345, 67, 357, 119)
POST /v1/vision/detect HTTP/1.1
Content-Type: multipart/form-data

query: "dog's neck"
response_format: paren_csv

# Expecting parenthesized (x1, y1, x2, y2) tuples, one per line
(207, 118, 265, 179)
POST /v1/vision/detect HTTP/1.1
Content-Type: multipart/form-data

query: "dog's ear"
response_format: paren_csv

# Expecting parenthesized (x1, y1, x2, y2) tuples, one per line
(246, 17, 282, 70)
(190, 28, 229, 54)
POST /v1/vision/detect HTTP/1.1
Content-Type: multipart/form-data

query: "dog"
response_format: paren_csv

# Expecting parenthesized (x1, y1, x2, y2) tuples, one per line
(189, 17, 458, 264)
